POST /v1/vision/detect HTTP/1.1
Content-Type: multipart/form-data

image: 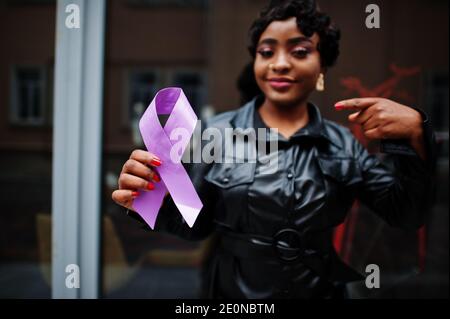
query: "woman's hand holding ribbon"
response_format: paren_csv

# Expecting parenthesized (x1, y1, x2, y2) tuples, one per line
(112, 149, 163, 211)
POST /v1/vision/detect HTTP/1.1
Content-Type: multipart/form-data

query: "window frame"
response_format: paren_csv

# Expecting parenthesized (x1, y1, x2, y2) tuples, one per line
(122, 67, 162, 129)
(123, 66, 207, 128)
(10, 64, 49, 127)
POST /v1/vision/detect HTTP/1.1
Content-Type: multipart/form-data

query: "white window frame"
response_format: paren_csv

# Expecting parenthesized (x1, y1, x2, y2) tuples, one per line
(52, 0, 106, 299)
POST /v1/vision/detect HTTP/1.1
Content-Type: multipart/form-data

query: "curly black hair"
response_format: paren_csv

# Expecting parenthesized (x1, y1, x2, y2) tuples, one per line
(248, 0, 341, 69)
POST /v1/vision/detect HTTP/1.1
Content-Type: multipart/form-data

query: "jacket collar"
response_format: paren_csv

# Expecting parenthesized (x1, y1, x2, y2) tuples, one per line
(230, 95, 342, 148)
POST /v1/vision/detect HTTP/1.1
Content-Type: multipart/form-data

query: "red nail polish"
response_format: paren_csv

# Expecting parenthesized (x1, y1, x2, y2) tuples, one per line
(152, 173, 161, 182)
(150, 158, 162, 166)
(147, 182, 155, 190)
(131, 191, 139, 197)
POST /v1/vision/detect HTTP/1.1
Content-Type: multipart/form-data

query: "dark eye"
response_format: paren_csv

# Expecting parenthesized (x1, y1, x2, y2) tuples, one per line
(292, 48, 309, 58)
(257, 49, 274, 58)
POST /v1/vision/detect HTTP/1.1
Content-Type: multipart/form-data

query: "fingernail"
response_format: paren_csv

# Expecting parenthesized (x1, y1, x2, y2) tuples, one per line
(150, 158, 162, 166)
(152, 173, 161, 182)
(334, 103, 344, 109)
(147, 182, 155, 190)
(131, 191, 140, 197)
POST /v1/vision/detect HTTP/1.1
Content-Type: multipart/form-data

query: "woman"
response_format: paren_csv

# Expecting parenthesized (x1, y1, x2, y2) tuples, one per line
(112, 0, 435, 298)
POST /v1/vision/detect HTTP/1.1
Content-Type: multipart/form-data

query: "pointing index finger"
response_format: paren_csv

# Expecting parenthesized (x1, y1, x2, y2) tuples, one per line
(334, 98, 380, 111)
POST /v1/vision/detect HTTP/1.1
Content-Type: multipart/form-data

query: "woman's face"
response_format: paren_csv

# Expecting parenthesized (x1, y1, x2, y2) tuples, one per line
(254, 17, 322, 108)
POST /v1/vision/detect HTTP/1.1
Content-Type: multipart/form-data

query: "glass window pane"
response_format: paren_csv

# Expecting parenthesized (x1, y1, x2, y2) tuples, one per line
(173, 72, 204, 115)
(0, 4, 55, 298)
(100, 0, 448, 300)
(102, 1, 208, 299)
(13, 67, 45, 124)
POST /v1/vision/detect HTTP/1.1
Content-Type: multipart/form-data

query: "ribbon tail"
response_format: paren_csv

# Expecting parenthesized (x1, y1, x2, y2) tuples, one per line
(176, 203, 203, 228)
(132, 183, 167, 229)
(159, 164, 203, 228)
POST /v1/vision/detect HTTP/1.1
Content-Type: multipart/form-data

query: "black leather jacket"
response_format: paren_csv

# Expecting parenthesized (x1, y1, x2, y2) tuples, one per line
(129, 96, 436, 298)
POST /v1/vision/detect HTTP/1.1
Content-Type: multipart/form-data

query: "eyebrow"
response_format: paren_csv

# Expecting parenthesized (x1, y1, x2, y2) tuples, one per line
(258, 36, 313, 46)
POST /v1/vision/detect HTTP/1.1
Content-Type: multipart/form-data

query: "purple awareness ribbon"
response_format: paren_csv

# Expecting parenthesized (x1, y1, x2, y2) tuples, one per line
(133, 87, 203, 229)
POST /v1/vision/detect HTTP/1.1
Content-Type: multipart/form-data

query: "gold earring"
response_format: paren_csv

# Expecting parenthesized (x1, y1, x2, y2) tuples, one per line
(316, 73, 324, 91)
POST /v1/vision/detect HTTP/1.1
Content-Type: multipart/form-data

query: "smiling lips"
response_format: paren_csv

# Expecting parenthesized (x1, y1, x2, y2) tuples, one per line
(267, 77, 296, 89)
